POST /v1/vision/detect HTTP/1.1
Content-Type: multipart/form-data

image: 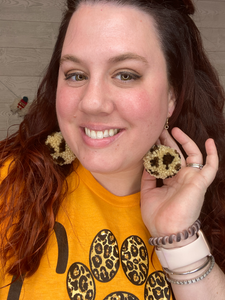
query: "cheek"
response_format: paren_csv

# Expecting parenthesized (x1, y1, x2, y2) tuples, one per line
(56, 87, 77, 120)
(121, 89, 167, 124)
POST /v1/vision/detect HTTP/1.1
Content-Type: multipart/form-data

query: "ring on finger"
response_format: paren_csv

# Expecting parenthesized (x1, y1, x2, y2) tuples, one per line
(187, 163, 203, 170)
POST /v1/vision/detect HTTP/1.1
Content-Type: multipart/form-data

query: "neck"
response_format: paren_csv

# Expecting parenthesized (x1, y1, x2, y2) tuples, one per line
(91, 166, 143, 196)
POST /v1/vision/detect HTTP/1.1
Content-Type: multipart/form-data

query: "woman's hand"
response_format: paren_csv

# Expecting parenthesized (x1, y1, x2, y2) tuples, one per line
(141, 127, 219, 238)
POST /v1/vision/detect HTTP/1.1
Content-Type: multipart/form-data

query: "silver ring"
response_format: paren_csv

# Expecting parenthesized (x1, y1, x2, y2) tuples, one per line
(187, 163, 203, 170)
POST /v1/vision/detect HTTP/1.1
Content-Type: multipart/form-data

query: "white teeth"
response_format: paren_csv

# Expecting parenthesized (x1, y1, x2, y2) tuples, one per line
(96, 131, 103, 139)
(103, 130, 109, 137)
(109, 129, 114, 136)
(85, 128, 119, 139)
(90, 130, 97, 139)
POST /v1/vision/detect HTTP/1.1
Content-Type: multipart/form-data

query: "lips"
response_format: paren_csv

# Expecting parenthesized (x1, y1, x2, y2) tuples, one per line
(85, 128, 119, 139)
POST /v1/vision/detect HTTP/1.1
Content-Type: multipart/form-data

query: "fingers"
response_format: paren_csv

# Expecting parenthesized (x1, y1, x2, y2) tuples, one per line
(159, 128, 186, 166)
(205, 138, 218, 165)
(171, 127, 203, 166)
(160, 127, 203, 167)
(202, 138, 219, 184)
(160, 127, 218, 175)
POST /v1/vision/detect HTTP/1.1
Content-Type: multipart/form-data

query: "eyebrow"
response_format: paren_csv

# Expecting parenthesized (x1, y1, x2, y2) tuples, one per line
(108, 53, 148, 65)
(60, 55, 81, 65)
(60, 52, 148, 65)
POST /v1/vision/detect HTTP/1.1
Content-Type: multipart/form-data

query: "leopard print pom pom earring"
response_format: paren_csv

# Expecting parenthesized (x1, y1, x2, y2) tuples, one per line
(143, 119, 181, 179)
(45, 132, 76, 166)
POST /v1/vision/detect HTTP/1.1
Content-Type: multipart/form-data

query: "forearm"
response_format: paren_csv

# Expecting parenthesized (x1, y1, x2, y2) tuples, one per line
(171, 263, 225, 300)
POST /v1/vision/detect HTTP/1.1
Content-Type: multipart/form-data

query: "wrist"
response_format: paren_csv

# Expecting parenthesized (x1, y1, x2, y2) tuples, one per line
(154, 230, 216, 285)
(165, 255, 215, 285)
(162, 234, 197, 249)
(149, 219, 201, 247)
(166, 256, 208, 278)
(150, 220, 216, 285)
(155, 230, 211, 270)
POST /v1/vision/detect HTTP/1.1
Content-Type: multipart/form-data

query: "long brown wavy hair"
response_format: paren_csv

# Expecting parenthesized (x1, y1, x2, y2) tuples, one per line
(1, 0, 225, 279)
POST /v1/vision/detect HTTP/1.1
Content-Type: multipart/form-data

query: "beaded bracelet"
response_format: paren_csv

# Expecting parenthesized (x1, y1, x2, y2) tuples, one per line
(165, 255, 215, 285)
(148, 219, 201, 246)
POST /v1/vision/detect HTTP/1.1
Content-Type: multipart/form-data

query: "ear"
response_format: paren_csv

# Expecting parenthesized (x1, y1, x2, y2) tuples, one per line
(167, 87, 176, 117)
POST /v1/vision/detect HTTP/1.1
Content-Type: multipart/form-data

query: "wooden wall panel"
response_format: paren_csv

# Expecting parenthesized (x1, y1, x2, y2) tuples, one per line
(208, 52, 225, 76)
(0, 0, 64, 22)
(192, 1, 225, 91)
(0, 20, 60, 49)
(0, 48, 53, 76)
(193, 1, 225, 28)
(220, 76, 225, 88)
(0, 0, 225, 140)
(0, 0, 64, 139)
(0, 81, 21, 141)
(0, 76, 42, 100)
(200, 28, 225, 51)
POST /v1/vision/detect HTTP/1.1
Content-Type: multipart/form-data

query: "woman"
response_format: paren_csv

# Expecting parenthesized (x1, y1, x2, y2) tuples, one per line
(1, 0, 225, 299)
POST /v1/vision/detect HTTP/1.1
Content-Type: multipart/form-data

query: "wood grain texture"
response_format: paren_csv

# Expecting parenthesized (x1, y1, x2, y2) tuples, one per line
(0, 76, 42, 100)
(207, 52, 225, 76)
(193, 1, 225, 84)
(0, 48, 53, 76)
(193, 1, 225, 28)
(0, 0, 64, 22)
(200, 28, 225, 51)
(0, 76, 41, 140)
(0, 20, 60, 49)
(220, 76, 225, 89)
(0, 81, 21, 139)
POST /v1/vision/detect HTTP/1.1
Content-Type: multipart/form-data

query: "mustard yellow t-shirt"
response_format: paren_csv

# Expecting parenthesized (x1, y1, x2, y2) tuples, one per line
(0, 162, 173, 300)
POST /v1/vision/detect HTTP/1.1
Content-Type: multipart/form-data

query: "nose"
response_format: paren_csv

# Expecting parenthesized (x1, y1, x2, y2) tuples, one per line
(79, 79, 114, 116)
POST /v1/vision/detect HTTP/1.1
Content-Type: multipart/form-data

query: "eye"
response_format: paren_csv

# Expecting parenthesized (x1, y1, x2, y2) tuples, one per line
(114, 72, 141, 81)
(65, 72, 88, 82)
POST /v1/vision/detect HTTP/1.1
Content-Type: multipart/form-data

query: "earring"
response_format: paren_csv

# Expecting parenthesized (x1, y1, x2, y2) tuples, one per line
(164, 118, 169, 130)
(45, 132, 76, 166)
(143, 119, 181, 179)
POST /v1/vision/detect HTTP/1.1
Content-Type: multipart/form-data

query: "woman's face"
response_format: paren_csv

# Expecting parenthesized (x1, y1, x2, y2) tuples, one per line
(56, 2, 175, 176)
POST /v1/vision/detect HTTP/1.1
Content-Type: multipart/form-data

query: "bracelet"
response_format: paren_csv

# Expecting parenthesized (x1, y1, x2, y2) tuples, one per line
(163, 255, 210, 276)
(165, 255, 215, 285)
(149, 219, 201, 246)
(155, 230, 211, 270)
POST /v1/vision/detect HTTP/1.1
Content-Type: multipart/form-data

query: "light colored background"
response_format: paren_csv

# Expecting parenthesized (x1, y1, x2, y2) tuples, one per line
(0, 0, 225, 141)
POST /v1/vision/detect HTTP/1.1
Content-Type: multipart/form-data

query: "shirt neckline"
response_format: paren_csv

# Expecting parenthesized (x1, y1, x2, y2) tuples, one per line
(76, 162, 141, 208)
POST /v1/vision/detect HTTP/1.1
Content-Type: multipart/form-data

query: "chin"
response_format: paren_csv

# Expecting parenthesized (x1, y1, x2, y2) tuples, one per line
(79, 158, 122, 174)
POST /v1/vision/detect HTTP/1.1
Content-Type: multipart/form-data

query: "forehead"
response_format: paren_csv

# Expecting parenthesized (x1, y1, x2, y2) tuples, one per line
(63, 3, 161, 51)
(61, 2, 166, 71)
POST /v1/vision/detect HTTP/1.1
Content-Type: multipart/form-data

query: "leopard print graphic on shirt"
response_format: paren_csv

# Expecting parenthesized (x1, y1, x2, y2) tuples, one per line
(66, 229, 172, 300)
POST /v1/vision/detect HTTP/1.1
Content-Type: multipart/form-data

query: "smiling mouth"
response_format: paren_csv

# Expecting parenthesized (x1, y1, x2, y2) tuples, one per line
(84, 128, 120, 139)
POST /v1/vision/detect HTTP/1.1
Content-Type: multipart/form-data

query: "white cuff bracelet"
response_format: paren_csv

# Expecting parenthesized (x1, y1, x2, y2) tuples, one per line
(155, 230, 211, 270)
